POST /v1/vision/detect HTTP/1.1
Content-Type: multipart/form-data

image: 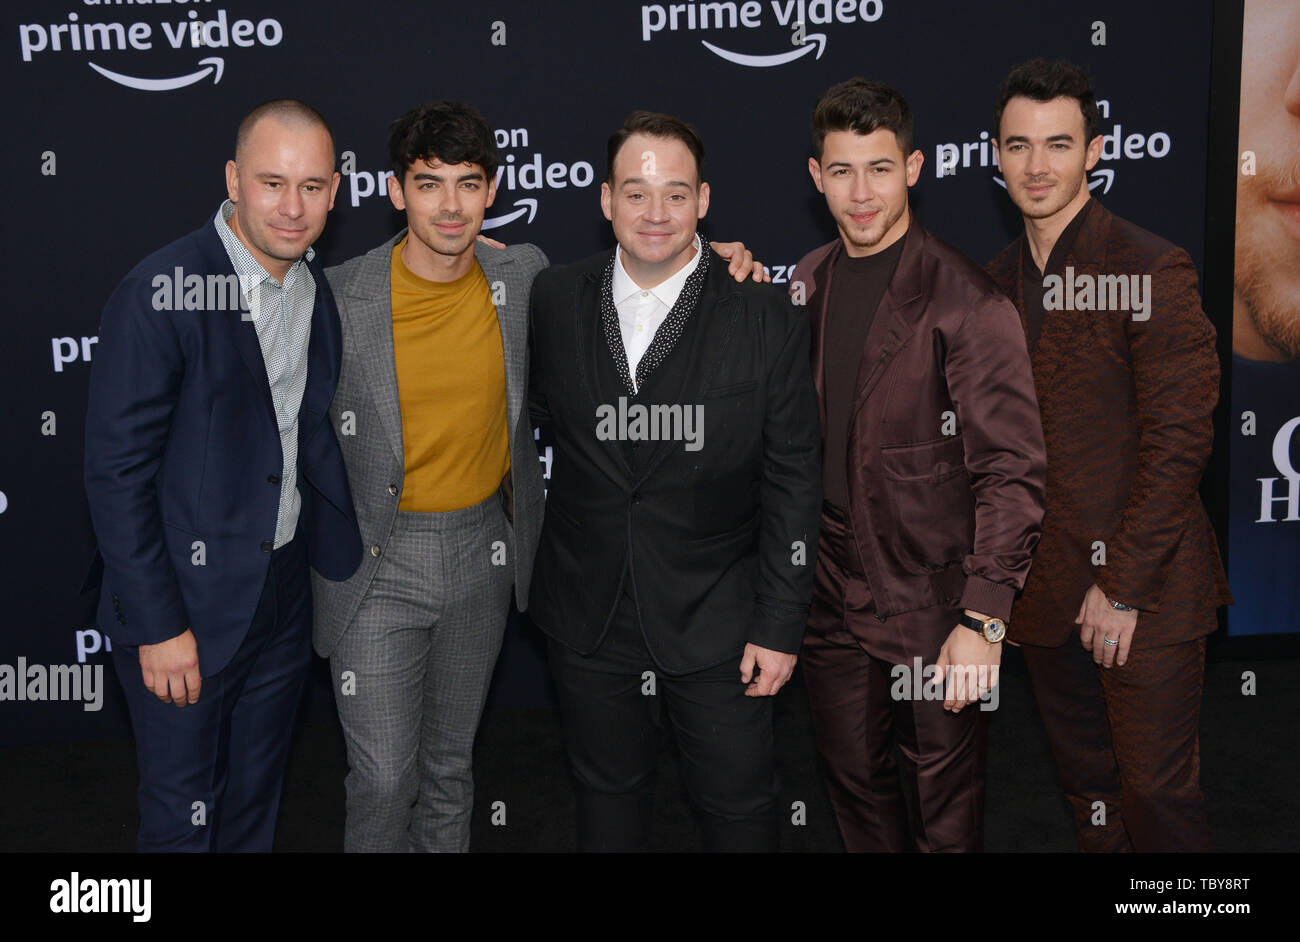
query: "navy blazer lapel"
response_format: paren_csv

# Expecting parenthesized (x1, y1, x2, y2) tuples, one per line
(196, 223, 277, 432)
(298, 254, 339, 437)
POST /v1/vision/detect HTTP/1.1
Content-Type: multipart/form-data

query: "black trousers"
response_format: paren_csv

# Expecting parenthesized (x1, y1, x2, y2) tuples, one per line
(547, 584, 778, 852)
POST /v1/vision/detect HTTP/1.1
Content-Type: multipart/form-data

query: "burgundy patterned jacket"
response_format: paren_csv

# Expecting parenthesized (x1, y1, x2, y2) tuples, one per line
(986, 199, 1232, 647)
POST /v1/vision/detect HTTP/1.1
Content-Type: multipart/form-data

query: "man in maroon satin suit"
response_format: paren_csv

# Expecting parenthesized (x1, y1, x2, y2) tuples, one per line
(790, 78, 1047, 852)
(986, 59, 1232, 852)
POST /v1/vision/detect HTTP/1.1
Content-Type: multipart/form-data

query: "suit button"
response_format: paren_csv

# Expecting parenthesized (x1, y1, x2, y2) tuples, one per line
(261, 540, 274, 553)
(387, 484, 398, 496)
(268, 474, 281, 485)
(875, 614, 886, 622)
(370, 544, 382, 557)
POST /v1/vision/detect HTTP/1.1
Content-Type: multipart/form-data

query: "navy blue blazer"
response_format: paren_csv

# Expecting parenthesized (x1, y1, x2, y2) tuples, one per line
(84, 218, 361, 676)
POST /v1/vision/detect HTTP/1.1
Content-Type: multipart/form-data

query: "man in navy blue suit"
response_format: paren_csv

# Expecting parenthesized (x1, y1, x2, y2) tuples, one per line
(84, 99, 361, 852)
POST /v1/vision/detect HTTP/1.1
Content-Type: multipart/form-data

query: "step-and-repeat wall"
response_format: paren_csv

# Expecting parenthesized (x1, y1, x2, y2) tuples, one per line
(2, 0, 1288, 746)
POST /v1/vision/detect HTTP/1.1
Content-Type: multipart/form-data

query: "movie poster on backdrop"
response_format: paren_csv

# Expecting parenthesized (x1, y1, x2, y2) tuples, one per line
(1228, 0, 1300, 636)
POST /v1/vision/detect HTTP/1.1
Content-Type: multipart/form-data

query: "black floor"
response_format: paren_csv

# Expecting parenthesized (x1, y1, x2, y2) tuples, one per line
(2, 646, 1297, 852)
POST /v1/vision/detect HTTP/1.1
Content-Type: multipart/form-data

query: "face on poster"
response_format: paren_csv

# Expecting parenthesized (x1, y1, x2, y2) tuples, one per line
(1228, 0, 1300, 634)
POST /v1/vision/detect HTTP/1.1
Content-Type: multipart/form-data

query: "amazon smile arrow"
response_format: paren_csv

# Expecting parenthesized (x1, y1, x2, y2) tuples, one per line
(88, 56, 224, 91)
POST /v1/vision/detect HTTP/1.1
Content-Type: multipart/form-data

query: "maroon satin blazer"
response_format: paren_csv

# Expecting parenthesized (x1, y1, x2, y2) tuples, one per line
(986, 200, 1232, 647)
(791, 220, 1047, 623)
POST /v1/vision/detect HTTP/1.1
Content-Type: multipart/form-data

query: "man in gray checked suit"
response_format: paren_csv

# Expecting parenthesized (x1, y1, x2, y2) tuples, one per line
(310, 101, 546, 852)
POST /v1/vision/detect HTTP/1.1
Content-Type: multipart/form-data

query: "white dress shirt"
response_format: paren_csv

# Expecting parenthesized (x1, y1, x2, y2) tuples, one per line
(612, 234, 703, 393)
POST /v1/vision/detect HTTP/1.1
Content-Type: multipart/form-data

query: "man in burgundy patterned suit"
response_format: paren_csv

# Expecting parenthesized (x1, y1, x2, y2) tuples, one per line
(986, 59, 1232, 852)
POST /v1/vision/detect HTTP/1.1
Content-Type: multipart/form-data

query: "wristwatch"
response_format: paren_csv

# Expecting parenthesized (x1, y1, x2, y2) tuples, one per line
(1107, 596, 1135, 612)
(959, 612, 1007, 643)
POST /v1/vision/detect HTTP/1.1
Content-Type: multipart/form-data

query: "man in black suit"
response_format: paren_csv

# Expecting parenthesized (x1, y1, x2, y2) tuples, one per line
(528, 111, 822, 851)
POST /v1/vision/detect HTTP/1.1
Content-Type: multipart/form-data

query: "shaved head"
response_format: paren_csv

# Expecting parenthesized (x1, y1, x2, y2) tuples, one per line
(235, 98, 334, 164)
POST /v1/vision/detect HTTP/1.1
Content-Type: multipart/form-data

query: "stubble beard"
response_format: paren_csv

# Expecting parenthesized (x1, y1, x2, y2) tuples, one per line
(1011, 171, 1085, 222)
(419, 217, 476, 259)
(844, 199, 904, 253)
(1235, 163, 1300, 361)
(1235, 227, 1300, 361)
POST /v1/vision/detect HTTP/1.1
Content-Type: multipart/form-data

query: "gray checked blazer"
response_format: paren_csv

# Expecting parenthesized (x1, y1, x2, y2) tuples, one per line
(311, 230, 549, 657)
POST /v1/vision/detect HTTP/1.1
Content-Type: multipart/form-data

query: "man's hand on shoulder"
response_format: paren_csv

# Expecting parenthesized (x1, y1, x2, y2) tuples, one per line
(710, 241, 770, 283)
(740, 643, 796, 696)
(138, 628, 202, 707)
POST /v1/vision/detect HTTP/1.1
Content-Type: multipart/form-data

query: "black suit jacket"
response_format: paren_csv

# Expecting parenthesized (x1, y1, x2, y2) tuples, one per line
(528, 246, 822, 674)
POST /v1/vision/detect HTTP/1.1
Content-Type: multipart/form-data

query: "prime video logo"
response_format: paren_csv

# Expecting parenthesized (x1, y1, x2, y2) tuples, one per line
(934, 100, 1172, 195)
(18, 7, 285, 92)
(640, 0, 883, 67)
(344, 126, 596, 229)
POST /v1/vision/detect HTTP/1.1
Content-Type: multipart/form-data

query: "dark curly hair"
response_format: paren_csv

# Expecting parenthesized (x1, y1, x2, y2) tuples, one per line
(387, 100, 499, 182)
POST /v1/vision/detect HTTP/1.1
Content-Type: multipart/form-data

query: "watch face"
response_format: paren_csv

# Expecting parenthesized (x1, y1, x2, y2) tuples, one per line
(983, 618, 1007, 643)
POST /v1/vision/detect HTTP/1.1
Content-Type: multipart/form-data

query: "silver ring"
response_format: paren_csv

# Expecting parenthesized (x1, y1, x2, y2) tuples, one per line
(1103, 637, 1119, 646)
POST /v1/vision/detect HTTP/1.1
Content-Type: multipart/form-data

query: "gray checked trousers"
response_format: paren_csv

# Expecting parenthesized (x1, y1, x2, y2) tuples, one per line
(330, 493, 513, 852)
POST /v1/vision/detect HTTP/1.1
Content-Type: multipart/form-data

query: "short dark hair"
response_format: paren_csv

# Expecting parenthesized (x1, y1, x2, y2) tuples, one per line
(235, 99, 334, 162)
(606, 111, 705, 184)
(811, 78, 913, 161)
(993, 59, 1101, 142)
(387, 100, 499, 183)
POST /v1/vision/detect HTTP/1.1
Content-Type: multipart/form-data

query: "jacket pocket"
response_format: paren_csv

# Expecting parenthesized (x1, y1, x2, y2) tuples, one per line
(880, 436, 967, 483)
(688, 516, 758, 548)
(878, 437, 973, 574)
(703, 379, 758, 399)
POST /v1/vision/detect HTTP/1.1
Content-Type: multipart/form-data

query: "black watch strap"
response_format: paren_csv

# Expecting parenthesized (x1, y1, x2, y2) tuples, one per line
(959, 612, 987, 633)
